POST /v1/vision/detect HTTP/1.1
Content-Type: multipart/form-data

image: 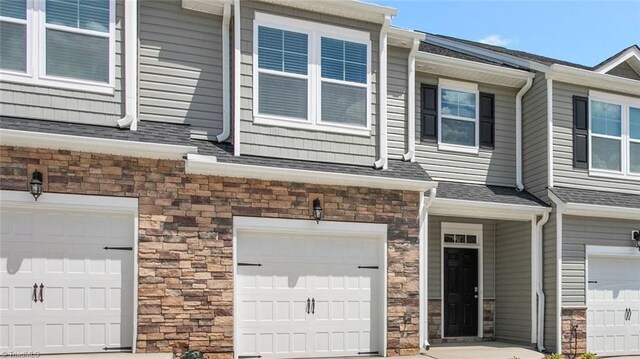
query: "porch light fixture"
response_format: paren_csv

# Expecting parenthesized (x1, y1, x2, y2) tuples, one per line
(633, 230, 640, 252)
(312, 198, 323, 223)
(29, 170, 43, 201)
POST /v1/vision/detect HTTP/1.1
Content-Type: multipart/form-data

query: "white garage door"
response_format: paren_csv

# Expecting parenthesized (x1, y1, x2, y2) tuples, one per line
(587, 256, 640, 357)
(0, 204, 134, 354)
(236, 231, 383, 359)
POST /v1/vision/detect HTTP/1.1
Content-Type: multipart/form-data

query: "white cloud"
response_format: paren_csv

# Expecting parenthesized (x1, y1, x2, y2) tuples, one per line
(478, 35, 513, 47)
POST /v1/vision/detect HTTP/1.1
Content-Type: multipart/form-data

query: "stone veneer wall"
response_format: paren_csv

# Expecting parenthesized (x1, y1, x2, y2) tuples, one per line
(427, 299, 495, 343)
(0, 146, 421, 357)
(562, 307, 587, 357)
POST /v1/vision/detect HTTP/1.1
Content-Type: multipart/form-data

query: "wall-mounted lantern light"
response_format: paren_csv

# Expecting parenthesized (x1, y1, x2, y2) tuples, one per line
(312, 198, 323, 223)
(633, 230, 640, 252)
(29, 170, 43, 201)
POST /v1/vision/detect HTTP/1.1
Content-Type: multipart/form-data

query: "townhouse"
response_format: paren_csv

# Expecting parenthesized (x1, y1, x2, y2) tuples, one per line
(0, 1, 638, 359)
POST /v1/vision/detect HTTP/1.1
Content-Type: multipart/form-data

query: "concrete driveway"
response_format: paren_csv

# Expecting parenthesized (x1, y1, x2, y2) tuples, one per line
(420, 341, 544, 359)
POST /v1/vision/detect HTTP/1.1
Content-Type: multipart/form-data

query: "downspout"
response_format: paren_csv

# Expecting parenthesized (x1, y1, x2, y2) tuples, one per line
(546, 78, 554, 187)
(515, 77, 533, 191)
(549, 196, 565, 354)
(232, 0, 241, 156)
(374, 15, 391, 169)
(534, 211, 550, 352)
(216, 3, 232, 142)
(419, 187, 437, 350)
(117, 0, 138, 130)
(403, 38, 419, 162)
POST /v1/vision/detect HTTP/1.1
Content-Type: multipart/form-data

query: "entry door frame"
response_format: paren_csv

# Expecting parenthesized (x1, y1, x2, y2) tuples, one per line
(440, 222, 483, 339)
(0, 190, 139, 353)
(232, 217, 388, 359)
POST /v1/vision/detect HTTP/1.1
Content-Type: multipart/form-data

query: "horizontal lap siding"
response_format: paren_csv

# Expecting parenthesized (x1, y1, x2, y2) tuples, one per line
(139, 1, 224, 134)
(387, 46, 408, 159)
(0, 1, 124, 126)
(543, 211, 557, 352)
(495, 220, 532, 344)
(239, 1, 379, 166)
(552, 81, 640, 194)
(415, 74, 518, 186)
(428, 216, 496, 299)
(562, 216, 640, 306)
(522, 73, 548, 200)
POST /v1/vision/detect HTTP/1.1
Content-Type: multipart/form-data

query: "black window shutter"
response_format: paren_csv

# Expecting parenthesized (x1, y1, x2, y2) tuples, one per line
(573, 95, 589, 169)
(479, 93, 495, 148)
(421, 84, 438, 141)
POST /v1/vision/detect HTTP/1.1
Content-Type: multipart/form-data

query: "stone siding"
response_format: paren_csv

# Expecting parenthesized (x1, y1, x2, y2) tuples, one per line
(562, 307, 587, 357)
(0, 145, 422, 357)
(427, 299, 494, 343)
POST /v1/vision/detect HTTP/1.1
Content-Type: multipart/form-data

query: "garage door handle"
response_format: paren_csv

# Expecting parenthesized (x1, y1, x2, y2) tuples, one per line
(38, 283, 44, 303)
(311, 298, 315, 314)
(306, 298, 310, 314)
(33, 283, 38, 303)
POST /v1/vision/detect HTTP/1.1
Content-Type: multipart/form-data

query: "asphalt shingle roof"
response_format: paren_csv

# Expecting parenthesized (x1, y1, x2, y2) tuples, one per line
(418, 42, 518, 68)
(0, 116, 431, 182)
(549, 187, 640, 210)
(436, 181, 549, 207)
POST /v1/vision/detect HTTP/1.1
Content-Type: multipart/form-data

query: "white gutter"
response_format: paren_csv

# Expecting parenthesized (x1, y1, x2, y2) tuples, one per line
(403, 38, 419, 162)
(185, 154, 437, 191)
(419, 188, 437, 350)
(546, 78, 554, 188)
(117, 0, 138, 130)
(233, 0, 241, 156)
(374, 15, 391, 169)
(0, 129, 197, 160)
(216, 3, 232, 142)
(516, 77, 533, 190)
(532, 211, 549, 352)
(429, 198, 551, 221)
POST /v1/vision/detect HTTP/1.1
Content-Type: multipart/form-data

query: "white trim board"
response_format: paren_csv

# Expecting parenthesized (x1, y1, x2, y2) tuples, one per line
(548, 190, 640, 221)
(429, 198, 550, 221)
(0, 129, 198, 160)
(185, 154, 437, 191)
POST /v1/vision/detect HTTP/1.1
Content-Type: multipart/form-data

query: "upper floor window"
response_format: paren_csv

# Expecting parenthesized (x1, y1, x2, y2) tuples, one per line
(583, 91, 640, 178)
(253, 13, 371, 136)
(0, 0, 114, 93)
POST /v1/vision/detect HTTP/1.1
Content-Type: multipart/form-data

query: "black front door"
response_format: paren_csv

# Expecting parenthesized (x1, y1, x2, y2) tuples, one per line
(443, 247, 478, 337)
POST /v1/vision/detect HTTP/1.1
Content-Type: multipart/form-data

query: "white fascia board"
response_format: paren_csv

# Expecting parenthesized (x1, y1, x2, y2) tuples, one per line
(185, 154, 436, 192)
(595, 47, 640, 74)
(429, 198, 551, 221)
(257, 0, 396, 23)
(415, 51, 535, 88)
(547, 189, 640, 221)
(547, 64, 640, 97)
(0, 190, 138, 213)
(0, 129, 198, 160)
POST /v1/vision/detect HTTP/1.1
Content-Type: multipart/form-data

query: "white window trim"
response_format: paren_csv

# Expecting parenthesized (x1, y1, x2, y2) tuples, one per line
(0, 0, 115, 94)
(440, 222, 484, 339)
(588, 90, 640, 181)
(438, 79, 480, 154)
(252, 12, 372, 137)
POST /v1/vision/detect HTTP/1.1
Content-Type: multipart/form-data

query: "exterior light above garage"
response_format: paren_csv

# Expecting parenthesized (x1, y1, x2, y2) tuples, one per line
(29, 170, 43, 201)
(312, 198, 323, 223)
(633, 230, 640, 252)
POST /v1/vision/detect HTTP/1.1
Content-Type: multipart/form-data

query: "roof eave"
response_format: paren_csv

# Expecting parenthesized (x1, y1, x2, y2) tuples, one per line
(547, 64, 640, 97)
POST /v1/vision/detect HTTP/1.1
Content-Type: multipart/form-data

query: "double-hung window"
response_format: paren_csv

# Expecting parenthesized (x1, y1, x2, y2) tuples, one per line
(254, 13, 371, 135)
(589, 91, 640, 178)
(438, 80, 479, 153)
(0, 0, 115, 93)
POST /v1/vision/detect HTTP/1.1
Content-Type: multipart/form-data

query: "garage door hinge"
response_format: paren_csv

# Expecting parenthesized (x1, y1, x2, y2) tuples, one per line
(103, 246, 133, 251)
(357, 266, 379, 269)
(238, 356, 262, 358)
(357, 351, 379, 355)
(238, 262, 262, 266)
(103, 346, 132, 351)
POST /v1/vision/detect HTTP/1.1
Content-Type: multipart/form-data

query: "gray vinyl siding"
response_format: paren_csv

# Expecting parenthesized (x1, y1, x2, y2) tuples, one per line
(415, 74, 518, 186)
(606, 61, 640, 81)
(552, 81, 640, 195)
(139, 1, 224, 135)
(387, 46, 408, 159)
(0, 1, 124, 126)
(239, 1, 379, 166)
(522, 73, 548, 200)
(543, 211, 558, 352)
(495, 220, 532, 345)
(427, 216, 496, 299)
(562, 215, 640, 306)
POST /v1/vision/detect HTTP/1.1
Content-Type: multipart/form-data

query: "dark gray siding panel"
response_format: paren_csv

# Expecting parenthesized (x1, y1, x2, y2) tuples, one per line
(387, 46, 408, 159)
(522, 73, 548, 200)
(239, 1, 380, 166)
(495, 220, 532, 344)
(0, 1, 124, 126)
(415, 74, 518, 186)
(139, 1, 224, 134)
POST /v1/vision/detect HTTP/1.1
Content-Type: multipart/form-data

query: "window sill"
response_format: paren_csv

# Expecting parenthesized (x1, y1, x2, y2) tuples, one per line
(588, 170, 640, 181)
(0, 71, 115, 95)
(437, 143, 479, 155)
(253, 115, 371, 137)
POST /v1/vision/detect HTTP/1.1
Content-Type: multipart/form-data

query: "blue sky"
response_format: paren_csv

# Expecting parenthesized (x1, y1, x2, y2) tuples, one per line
(371, 1, 640, 67)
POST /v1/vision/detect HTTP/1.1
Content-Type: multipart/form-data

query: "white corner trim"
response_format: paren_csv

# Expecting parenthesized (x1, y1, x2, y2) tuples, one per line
(0, 190, 138, 212)
(546, 78, 554, 188)
(185, 154, 437, 191)
(0, 128, 198, 160)
(555, 205, 563, 352)
(233, 0, 241, 156)
(117, 0, 139, 130)
(429, 198, 551, 221)
(586, 245, 640, 257)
